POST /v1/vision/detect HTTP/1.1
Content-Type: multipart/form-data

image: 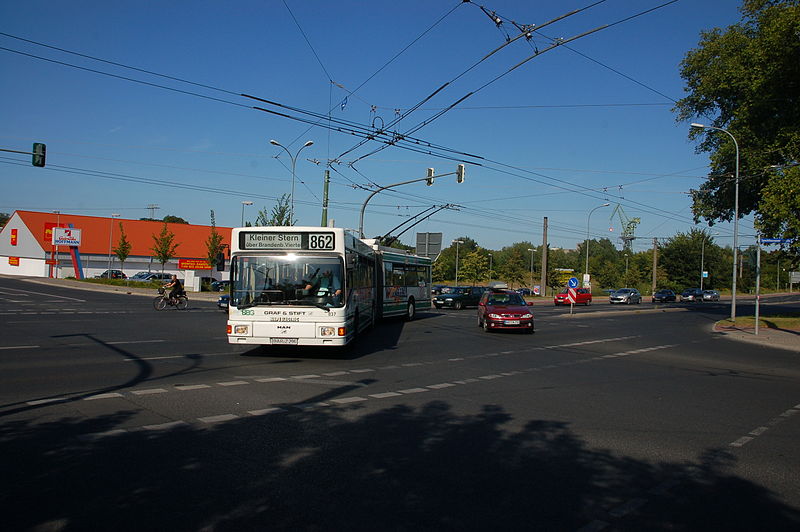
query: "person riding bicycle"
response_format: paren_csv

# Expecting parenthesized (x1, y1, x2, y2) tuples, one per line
(164, 274, 184, 303)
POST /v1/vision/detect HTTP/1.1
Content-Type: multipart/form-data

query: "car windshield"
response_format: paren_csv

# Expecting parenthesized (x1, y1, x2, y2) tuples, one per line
(130, 272, 150, 279)
(231, 255, 344, 309)
(616, 289, 632, 294)
(488, 293, 525, 305)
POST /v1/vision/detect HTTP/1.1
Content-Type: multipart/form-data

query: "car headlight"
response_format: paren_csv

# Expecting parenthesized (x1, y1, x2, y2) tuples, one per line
(521, 313, 532, 319)
(488, 313, 500, 319)
(445, 298, 453, 301)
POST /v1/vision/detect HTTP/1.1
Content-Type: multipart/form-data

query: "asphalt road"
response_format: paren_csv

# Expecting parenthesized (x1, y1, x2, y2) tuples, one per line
(2, 276, 799, 531)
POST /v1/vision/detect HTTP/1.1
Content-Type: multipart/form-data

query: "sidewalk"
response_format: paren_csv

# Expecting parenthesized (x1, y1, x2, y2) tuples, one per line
(15, 275, 222, 302)
(712, 323, 800, 354)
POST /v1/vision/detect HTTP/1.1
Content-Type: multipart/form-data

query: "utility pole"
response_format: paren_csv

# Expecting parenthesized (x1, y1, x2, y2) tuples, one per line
(320, 169, 330, 227)
(540, 217, 548, 297)
(651, 237, 658, 295)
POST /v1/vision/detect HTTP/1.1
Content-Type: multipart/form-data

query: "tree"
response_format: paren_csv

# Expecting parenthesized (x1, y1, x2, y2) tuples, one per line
(205, 210, 225, 271)
(162, 215, 189, 224)
(498, 249, 526, 288)
(757, 165, 800, 264)
(113, 222, 132, 274)
(660, 229, 728, 290)
(674, 0, 800, 251)
(255, 194, 295, 226)
(459, 250, 488, 286)
(151, 223, 180, 272)
(0, 212, 9, 228)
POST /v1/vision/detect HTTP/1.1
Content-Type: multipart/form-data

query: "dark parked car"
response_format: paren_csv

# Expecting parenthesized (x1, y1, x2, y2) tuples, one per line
(211, 280, 231, 292)
(516, 287, 533, 296)
(477, 289, 534, 333)
(96, 269, 126, 279)
(432, 286, 486, 310)
(680, 288, 705, 302)
(651, 289, 676, 303)
(129, 272, 173, 283)
(609, 288, 641, 304)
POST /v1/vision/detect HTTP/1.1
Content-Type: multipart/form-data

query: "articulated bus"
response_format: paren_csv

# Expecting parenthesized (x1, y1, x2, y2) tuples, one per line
(226, 226, 431, 347)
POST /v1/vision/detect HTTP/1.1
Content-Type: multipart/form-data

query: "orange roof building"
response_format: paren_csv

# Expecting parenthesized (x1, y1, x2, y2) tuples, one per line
(0, 210, 232, 285)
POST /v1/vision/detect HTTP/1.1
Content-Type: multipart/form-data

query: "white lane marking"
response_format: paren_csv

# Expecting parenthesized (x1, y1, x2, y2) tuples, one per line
(369, 392, 402, 399)
(217, 381, 249, 387)
(350, 368, 375, 373)
(198, 414, 239, 424)
(175, 384, 212, 391)
(84, 392, 124, 400)
(2, 286, 85, 302)
(131, 388, 168, 395)
(141, 421, 188, 431)
(427, 383, 455, 389)
(330, 397, 367, 404)
(106, 340, 165, 345)
(124, 352, 234, 361)
(27, 397, 67, 405)
(398, 388, 429, 394)
(749, 426, 769, 436)
(0, 345, 40, 350)
(322, 371, 348, 376)
(730, 436, 754, 448)
(78, 429, 128, 441)
(291, 374, 321, 379)
(255, 377, 286, 383)
(248, 407, 285, 416)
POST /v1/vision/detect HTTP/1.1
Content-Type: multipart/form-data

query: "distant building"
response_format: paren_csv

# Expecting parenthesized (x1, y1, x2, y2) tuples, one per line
(0, 211, 232, 290)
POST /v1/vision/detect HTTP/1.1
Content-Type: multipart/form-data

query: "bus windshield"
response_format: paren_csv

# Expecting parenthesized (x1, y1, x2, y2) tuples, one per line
(232, 255, 344, 309)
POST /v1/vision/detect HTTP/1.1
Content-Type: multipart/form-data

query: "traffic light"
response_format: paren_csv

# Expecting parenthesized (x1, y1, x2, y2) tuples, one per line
(216, 252, 225, 271)
(32, 143, 46, 167)
(456, 163, 465, 183)
(426, 167, 435, 186)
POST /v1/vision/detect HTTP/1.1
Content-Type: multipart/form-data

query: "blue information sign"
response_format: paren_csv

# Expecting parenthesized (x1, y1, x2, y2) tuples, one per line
(761, 238, 791, 244)
(568, 277, 579, 288)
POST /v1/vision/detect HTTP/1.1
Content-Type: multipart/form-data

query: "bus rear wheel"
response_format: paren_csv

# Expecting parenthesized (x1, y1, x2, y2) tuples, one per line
(405, 299, 416, 321)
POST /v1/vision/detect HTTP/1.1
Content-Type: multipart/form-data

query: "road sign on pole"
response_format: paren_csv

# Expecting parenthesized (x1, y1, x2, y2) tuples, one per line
(761, 238, 792, 244)
(567, 288, 577, 304)
(568, 277, 579, 289)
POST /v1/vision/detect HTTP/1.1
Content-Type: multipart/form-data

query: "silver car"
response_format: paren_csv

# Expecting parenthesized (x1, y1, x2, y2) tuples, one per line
(702, 290, 720, 302)
(609, 288, 641, 304)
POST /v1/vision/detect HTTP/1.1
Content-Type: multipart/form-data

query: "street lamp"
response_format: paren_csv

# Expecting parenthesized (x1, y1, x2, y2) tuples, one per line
(527, 248, 535, 291)
(584, 203, 610, 287)
(241, 200, 253, 226)
(107, 213, 120, 275)
(269, 139, 314, 223)
(488, 253, 493, 282)
(453, 240, 464, 285)
(691, 123, 740, 321)
(624, 253, 629, 286)
(700, 231, 719, 290)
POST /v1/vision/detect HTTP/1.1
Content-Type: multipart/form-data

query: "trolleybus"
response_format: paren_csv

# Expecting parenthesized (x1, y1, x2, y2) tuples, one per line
(226, 226, 431, 347)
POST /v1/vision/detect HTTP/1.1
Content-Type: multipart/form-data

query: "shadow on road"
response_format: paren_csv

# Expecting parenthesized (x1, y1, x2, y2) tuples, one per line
(3, 402, 799, 531)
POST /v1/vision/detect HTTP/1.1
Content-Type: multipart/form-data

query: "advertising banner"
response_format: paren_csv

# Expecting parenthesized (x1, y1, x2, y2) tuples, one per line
(178, 259, 212, 270)
(52, 227, 81, 247)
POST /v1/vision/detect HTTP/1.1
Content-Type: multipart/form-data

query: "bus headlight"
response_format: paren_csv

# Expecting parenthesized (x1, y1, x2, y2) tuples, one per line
(319, 326, 336, 337)
(233, 324, 249, 335)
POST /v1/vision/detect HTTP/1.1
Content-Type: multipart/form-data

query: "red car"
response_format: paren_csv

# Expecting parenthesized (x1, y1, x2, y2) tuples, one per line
(477, 289, 534, 334)
(554, 288, 592, 306)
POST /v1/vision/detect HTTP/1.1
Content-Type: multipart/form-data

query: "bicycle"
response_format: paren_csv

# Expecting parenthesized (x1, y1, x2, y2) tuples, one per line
(153, 286, 188, 311)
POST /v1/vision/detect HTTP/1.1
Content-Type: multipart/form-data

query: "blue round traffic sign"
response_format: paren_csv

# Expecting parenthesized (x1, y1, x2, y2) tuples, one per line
(568, 277, 579, 288)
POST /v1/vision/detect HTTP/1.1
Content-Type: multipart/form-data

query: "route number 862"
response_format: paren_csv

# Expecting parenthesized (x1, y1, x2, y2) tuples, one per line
(308, 233, 334, 250)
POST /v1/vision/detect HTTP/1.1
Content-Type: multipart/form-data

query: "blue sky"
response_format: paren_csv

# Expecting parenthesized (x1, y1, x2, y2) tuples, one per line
(1, 0, 753, 252)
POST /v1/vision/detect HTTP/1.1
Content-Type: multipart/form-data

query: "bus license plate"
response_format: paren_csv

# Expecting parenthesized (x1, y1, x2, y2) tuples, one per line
(271, 338, 298, 345)
(504, 320, 520, 325)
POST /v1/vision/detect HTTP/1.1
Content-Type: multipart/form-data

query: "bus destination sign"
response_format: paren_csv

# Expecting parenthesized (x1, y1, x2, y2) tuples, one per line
(241, 232, 335, 251)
